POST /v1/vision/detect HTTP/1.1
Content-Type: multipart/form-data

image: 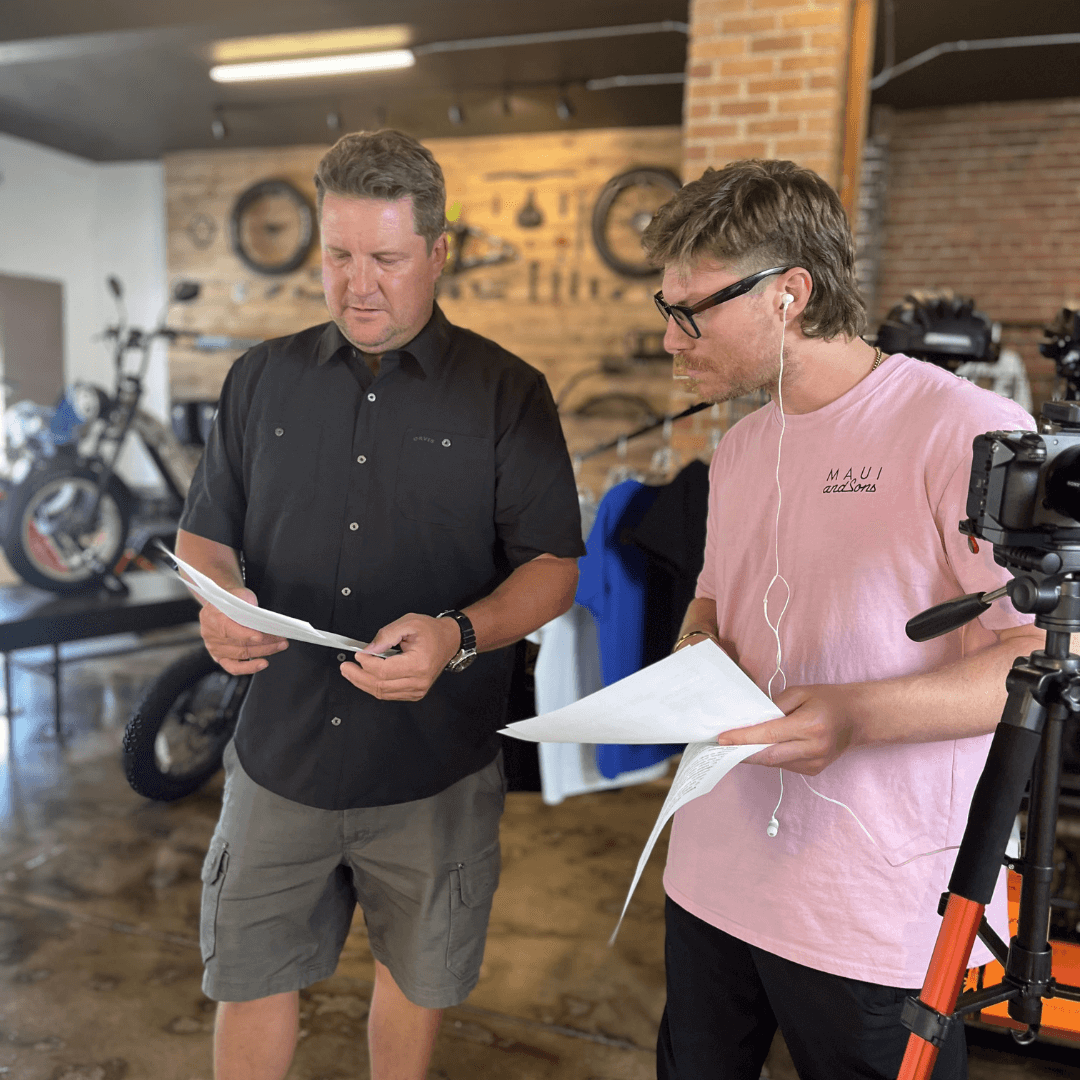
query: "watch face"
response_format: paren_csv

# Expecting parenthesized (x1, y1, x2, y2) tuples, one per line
(448, 650, 477, 672)
(229, 179, 314, 275)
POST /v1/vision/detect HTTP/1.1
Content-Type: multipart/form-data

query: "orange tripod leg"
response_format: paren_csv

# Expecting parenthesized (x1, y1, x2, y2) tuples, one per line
(897, 894, 984, 1080)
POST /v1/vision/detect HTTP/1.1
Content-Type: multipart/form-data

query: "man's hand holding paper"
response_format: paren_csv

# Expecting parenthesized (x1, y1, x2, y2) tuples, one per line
(341, 613, 460, 702)
(200, 587, 289, 676)
(715, 683, 859, 776)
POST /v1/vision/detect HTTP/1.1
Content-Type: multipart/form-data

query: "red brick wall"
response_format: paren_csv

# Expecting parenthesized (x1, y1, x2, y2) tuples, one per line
(876, 98, 1080, 408)
(684, 0, 852, 184)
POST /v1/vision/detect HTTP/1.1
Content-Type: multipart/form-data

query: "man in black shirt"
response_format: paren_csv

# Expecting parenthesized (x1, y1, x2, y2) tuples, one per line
(176, 130, 584, 1080)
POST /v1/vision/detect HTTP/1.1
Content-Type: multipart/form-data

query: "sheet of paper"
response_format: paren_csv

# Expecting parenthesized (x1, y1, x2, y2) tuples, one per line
(165, 548, 375, 653)
(500, 640, 783, 744)
(608, 740, 770, 944)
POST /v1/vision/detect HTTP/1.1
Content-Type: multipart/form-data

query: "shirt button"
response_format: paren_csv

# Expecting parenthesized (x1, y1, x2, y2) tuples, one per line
(366, 392, 376, 403)
(341, 587, 351, 596)
(331, 717, 342, 726)
(357, 455, 367, 464)
(337, 652, 347, 662)
(349, 522, 359, 531)
(274, 427, 284, 436)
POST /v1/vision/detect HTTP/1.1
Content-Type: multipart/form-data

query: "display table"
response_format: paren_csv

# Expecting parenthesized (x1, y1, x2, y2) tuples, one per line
(0, 572, 200, 743)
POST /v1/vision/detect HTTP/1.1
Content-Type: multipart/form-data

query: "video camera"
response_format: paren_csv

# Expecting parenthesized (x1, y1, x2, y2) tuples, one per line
(964, 400, 1080, 560)
(1040, 307, 1080, 400)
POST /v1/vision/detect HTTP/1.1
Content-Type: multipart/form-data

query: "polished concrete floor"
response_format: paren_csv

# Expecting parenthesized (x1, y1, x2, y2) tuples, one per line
(0, 627, 1077, 1079)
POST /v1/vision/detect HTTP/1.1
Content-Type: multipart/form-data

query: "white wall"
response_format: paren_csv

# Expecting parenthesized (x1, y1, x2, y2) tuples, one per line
(91, 160, 169, 423)
(0, 133, 168, 420)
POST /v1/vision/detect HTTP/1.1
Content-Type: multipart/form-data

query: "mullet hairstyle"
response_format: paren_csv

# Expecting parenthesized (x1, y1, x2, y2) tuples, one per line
(642, 159, 866, 340)
(314, 129, 447, 252)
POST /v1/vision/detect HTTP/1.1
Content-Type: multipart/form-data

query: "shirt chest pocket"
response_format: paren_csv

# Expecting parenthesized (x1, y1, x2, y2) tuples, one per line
(395, 427, 493, 529)
(247, 421, 323, 513)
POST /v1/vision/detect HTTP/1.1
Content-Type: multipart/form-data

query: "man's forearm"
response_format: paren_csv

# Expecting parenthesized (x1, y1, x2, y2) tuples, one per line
(175, 528, 245, 599)
(846, 628, 1045, 748)
(462, 555, 578, 653)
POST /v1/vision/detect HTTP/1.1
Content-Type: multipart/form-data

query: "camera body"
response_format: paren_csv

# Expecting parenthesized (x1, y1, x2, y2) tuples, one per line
(964, 401, 1080, 550)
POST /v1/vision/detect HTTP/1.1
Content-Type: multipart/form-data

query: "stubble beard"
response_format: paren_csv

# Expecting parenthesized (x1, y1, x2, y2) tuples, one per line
(684, 354, 782, 405)
(331, 312, 402, 355)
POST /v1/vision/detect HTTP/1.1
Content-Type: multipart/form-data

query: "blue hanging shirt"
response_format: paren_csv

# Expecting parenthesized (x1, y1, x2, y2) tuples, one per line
(575, 479, 682, 780)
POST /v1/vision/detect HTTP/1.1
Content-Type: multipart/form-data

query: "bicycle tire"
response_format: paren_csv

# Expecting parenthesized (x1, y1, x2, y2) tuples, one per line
(591, 167, 682, 278)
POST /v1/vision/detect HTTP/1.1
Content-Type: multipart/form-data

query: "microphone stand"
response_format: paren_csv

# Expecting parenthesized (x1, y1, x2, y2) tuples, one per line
(898, 568, 1080, 1078)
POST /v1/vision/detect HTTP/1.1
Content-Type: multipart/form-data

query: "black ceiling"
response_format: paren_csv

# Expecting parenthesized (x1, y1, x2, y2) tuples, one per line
(0, 0, 690, 159)
(1, 0, 1079, 161)
(869, 0, 1080, 112)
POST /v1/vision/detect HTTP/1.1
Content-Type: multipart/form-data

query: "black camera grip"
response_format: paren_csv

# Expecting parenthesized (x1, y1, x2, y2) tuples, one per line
(906, 593, 993, 642)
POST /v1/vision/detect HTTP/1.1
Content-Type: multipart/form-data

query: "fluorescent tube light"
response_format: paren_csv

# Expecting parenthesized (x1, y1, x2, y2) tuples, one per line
(210, 49, 415, 83)
(211, 26, 412, 63)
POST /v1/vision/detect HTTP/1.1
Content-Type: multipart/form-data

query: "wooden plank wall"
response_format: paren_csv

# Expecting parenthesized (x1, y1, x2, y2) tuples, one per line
(164, 126, 700, 492)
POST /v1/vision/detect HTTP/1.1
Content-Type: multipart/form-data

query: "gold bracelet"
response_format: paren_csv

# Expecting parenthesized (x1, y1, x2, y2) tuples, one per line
(674, 629, 719, 651)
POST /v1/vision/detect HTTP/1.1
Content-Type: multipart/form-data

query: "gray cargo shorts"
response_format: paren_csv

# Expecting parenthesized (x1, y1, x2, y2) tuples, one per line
(200, 740, 505, 1008)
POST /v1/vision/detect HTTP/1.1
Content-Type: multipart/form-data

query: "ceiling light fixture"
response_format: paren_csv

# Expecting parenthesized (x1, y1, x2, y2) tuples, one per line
(211, 26, 412, 63)
(556, 94, 574, 121)
(210, 49, 415, 83)
(211, 110, 227, 139)
(448, 103, 464, 125)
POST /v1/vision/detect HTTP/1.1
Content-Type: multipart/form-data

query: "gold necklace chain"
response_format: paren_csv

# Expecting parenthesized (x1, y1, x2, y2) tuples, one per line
(870, 346, 884, 371)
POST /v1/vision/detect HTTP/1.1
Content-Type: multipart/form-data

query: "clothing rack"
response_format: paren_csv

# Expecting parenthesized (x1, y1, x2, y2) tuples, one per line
(574, 400, 713, 462)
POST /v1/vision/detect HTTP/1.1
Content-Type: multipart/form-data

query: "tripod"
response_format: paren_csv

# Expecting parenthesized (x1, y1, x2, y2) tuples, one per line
(898, 569, 1080, 1079)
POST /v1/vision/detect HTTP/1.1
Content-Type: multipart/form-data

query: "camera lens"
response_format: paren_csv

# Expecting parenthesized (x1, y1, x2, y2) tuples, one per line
(1043, 445, 1080, 522)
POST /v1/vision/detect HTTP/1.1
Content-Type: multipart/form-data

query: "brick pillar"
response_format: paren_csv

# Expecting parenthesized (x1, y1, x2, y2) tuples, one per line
(672, 0, 860, 453)
(683, 0, 854, 185)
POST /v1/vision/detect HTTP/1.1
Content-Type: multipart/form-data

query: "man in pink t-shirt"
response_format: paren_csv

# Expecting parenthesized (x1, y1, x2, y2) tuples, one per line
(642, 160, 1041, 1080)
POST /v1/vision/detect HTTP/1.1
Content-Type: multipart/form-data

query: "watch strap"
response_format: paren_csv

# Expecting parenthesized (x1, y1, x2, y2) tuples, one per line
(437, 609, 476, 654)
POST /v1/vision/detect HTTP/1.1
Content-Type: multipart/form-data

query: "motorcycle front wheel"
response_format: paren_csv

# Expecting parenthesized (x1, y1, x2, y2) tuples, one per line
(123, 647, 249, 801)
(1, 460, 131, 593)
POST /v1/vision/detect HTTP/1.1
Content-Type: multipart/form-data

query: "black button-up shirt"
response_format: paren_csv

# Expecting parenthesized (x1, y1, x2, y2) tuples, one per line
(180, 305, 585, 809)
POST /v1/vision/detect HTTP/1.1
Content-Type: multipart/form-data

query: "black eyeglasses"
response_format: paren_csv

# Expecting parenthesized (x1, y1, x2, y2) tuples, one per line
(654, 266, 794, 339)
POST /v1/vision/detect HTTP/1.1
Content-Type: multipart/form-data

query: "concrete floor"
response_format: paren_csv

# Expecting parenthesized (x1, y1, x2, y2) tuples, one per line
(0, 626, 1077, 1079)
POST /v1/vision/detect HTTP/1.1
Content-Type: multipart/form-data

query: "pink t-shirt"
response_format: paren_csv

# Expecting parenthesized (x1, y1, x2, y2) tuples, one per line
(664, 354, 1035, 987)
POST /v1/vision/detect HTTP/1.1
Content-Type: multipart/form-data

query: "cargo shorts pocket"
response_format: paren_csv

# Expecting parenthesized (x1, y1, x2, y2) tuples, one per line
(446, 847, 501, 981)
(199, 838, 230, 963)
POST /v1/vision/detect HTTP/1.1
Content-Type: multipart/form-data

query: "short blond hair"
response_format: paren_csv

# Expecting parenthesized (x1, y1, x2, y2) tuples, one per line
(642, 159, 865, 340)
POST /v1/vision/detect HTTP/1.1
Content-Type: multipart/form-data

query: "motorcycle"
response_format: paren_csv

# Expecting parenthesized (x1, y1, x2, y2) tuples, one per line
(0, 277, 203, 594)
(123, 645, 249, 801)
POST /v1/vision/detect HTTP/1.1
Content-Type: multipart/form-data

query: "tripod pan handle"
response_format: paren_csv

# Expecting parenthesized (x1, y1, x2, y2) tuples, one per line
(906, 592, 998, 642)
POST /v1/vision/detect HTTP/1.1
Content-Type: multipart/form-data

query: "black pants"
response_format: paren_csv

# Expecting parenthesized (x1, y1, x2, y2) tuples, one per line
(657, 897, 967, 1080)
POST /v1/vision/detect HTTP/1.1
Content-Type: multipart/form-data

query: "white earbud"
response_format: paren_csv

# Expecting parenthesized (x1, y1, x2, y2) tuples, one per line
(781, 293, 794, 309)
(767, 818, 779, 838)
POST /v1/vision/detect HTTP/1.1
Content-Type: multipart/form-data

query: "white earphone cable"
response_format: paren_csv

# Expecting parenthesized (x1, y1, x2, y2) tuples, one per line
(764, 305, 792, 701)
(764, 298, 792, 837)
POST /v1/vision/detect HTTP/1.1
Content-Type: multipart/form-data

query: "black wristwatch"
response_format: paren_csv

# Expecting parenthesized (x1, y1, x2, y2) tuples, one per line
(437, 609, 477, 672)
